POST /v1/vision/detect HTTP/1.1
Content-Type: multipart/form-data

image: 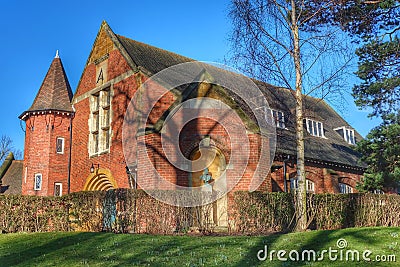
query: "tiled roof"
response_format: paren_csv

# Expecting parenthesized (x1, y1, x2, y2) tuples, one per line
(256, 81, 364, 168)
(112, 24, 364, 169)
(0, 159, 22, 195)
(25, 56, 73, 114)
(117, 35, 193, 75)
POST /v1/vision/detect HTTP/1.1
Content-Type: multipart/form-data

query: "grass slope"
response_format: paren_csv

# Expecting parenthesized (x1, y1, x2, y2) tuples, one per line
(0, 227, 399, 266)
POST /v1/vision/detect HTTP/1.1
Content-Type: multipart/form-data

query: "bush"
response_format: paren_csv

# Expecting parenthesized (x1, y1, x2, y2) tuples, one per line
(1, 190, 400, 234)
(233, 191, 400, 233)
(0, 195, 69, 233)
(232, 191, 294, 234)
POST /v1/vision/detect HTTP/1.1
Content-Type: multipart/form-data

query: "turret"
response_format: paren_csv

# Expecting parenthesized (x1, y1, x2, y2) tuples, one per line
(19, 51, 74, 196)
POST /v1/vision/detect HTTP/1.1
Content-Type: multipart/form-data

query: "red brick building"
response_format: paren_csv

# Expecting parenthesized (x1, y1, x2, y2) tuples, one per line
(17, 22, 365, 225)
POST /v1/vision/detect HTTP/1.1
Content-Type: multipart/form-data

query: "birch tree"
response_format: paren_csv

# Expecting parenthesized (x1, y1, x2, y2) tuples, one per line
(229, 0, 353, 231)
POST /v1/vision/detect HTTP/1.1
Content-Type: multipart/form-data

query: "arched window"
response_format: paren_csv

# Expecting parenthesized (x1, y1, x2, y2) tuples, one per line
(339, 183, 353, 194)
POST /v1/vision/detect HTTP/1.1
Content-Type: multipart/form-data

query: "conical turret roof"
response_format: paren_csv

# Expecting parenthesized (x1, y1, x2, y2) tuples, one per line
(20, 52, 73, 119)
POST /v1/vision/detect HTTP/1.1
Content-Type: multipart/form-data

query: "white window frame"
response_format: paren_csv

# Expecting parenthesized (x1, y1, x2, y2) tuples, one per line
(89, 87, 112, 156)
(339, 183, 353, 194)
(34, 173, 42, 191)
(265, 108, 286, 129)
(290, 178, 315, 193)
(56, 137, 65, 154)
(54, 182, 63, 196)
(306, 180, 315, 193)
(334, 126, 355, 145)
(305, 118, 325, 138)
(272, 109, 285, 129)
(373, 189, 384, 194)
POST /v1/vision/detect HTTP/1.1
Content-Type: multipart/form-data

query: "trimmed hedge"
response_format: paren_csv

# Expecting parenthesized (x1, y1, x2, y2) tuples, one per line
(0, 190, 205, 234)
(1, 189, 400, 234)
(310, 193, 400, 230)
(0, 195, 69, 233)
(233, 192, 400, 234)
(232, 191, 295, 233)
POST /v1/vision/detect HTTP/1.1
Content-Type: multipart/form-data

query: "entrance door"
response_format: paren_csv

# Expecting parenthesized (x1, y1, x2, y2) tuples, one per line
(190, 148, 227, 227)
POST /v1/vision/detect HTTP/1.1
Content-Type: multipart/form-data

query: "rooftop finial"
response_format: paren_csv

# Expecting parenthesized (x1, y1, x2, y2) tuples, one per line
(55, 50, 59, 58)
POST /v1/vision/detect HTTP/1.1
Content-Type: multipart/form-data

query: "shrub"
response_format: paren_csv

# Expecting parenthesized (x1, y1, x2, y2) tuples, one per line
(1, 190, 400, 234)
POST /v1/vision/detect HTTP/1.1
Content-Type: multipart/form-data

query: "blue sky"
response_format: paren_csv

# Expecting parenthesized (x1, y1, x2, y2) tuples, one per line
(0, 0, 381, 153)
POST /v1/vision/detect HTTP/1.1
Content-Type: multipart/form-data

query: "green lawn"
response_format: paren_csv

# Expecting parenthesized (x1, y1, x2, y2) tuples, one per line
(0, 227, 399, 266)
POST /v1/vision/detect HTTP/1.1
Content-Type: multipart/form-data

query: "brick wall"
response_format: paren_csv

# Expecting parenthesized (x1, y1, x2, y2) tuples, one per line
(135, 116, 271, 195)
(70, 31, 137, 192)
(270, 159, 363, 193)
(22, 113, 72, 196)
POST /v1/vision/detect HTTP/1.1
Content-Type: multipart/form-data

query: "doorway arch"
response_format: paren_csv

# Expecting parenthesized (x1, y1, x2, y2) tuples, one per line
(189, 147, 228, 227)
(83, 168, 117, 191)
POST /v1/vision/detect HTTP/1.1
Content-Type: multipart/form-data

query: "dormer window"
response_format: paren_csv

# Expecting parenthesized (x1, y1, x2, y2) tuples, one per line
(305, 118, 324, 137)
(334, 126, 355, 145)
(265, 108, 285, 129)
(272, 109, 285, 129)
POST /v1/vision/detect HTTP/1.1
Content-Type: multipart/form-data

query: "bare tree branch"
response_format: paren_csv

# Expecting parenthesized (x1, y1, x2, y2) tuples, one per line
(0, 135, 13, 163)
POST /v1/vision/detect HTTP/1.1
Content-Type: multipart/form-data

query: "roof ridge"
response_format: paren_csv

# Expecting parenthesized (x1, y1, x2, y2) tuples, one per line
(111, 26, 342, 114)
(46, 58, 57, 111)
(117, 35, 195, 62)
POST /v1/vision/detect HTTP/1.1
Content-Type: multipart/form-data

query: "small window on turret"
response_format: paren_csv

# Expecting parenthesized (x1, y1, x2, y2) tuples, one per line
(54, 183, 63, 196)
(56, 137, 65, 154)
(34, 174, 42, 190)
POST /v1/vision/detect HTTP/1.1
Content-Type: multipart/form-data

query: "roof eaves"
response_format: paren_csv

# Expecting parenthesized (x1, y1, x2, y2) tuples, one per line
(274, 151, 365, 171)
(109, 33, 139, 73)
(19, 109, 75, 121)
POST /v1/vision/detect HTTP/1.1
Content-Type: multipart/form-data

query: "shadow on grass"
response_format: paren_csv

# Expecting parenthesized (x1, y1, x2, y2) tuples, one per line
(1, 231, 285, 266)
(1, 228, 398, 266)
(233, 232, 283, 267)
(1, 232, 112, 266)
(233, 227, 392, 267)
(278, 227, 388, 266)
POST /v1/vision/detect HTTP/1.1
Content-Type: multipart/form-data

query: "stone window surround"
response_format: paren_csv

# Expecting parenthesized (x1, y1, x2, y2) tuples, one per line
(89, 86, 112, 157)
